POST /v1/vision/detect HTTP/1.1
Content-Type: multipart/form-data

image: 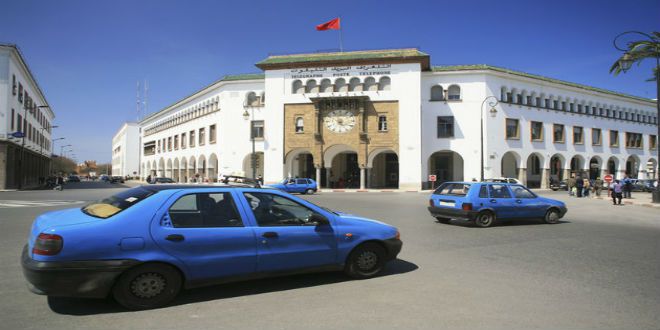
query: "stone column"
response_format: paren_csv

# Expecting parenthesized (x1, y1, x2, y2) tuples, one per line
(518, 168, 527, 185)
(315, 166, 321, 187)
(617, 170, 627, 180)
(360, 167, 366, 190)
(563, 168, 570, 181)
(325, 167, 332, 188)
(541, 168, 549, 189)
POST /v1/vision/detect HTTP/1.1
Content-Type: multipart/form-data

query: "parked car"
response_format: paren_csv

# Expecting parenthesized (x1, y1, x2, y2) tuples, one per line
(152, 177, 175, 184)
(110, 176, 125, 184)
(21, 185, 401, 310)
(550, 180, 568, 191)
(66, 175, 80, 183)
(219, 175, 261, 188)
(483, 177, 522, 184)
(631, 179, 655, 192)
(267, 178, 318, 194)
(427, 181, 567, 228)
(99, 175, 110, 182)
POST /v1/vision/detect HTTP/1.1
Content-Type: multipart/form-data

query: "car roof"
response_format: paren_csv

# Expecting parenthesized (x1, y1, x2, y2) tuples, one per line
(441, 181, 521, 185)
(140, 184, 268, 192)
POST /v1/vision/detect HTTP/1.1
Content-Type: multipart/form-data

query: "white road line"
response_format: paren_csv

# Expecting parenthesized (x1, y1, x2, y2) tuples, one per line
(0, 200, 85, 208)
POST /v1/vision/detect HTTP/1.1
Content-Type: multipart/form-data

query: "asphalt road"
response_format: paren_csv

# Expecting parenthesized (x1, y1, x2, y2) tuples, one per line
(1, 182, 659, 329)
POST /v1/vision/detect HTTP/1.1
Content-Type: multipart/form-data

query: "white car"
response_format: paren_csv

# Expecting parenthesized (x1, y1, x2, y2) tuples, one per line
(484, 177, 522, 184)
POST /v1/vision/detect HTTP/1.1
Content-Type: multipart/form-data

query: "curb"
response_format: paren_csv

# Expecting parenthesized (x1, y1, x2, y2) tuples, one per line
(317, 189, 432, 193)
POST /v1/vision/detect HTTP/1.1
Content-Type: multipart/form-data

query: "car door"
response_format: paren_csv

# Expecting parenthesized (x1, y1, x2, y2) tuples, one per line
(150, 189, 257, 282)
(486, 184, 516, 218)
(509, 184, 544, 218)
(238, 191, 337, 273)
(295, 179, 309, 193)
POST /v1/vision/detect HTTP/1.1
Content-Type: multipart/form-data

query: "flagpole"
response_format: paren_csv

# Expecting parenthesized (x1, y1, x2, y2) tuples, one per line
(338, 16, 344, 52)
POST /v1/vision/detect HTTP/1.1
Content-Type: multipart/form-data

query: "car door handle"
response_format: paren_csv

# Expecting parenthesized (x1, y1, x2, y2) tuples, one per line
(165, 234, 185, 242)
(516, 199, 522, 203)
(490, 199, 497, 203)
(262, 232, 278, 238)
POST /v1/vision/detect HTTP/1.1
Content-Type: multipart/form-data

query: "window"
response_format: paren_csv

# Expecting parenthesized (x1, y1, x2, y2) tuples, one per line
(181, 133, 186, 148)
(82, 186, 156, 219)
(433, 183, 471, 196)
(437, 116, 454, 138)
(364, 77, 377, 91)
(553, 124, 564, 143)
(295, 117, 304, 133)
(168, 193, 243, 228)
(17, 114, 23, 132)
(18, 83, 23, 103)
(378, 115, 388, 132)
(190, 130, 195, 147)
(488, 184, 512, 198)
(295, 179, 308, 184)
(242, 192, 321, 226)
(174, 135, 179, 150)
(12, 75, 16, 95)
(10, 109, 14, 131)
(157, 140, 161, 153)
(511, 185, 536, 198)
(378, 76, 391, 91)
(349, 78, 361, 91)
(478, 185, 489, 198)
(530, 121, 543, 141)
(199, 128, 205, 145)
(167, 137, 172, 151)
(251, 120, 264, 139)
(430, 85, 444, 101)
(625, 132, 643, 149)
(592, 128, 602, 146)
(505, 118, 519, 139)
(447, 85, 461, 100)
(610, 130, 619, 147)
(553, 100, 559, 109)
(650, 135, 657, 150)
(209, 125, 216, 144)
(573, 126, 584, 144)
(292, 80, 303, 94)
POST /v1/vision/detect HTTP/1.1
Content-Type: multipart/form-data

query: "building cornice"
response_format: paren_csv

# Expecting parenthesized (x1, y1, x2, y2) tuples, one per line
(256, 48, 430, 71)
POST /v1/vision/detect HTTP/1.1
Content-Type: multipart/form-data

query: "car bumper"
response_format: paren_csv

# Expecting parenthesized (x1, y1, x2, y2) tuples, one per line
(21, 245, 139, 298)
(427, 206, 478, 221)
(382, 238, 402, 261)
(558, 206, 568, 218)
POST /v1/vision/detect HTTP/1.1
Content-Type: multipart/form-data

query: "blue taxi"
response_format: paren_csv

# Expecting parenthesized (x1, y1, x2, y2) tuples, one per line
(22, 185, 401, 310)
(427, 182, 567, 227)
(267, 178, 318, 194)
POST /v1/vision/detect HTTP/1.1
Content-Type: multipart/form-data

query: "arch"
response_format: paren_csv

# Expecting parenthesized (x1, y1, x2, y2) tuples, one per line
(242, 152, 264, 179)
(348, 77, 362, 92)
(364, 77, 377, 91)
(500, 86, 509, 102)
(447, 85, 461, 100)
(606, 156, 618, 178)
(208, 153, 218, 182)
(305, 79, 318, 93)
(368, 149, 398, 189)
(501, 151, 521, 179)
(292, 80, 303, 94)
(334, 78, 347, 92)
(588, 156, 602, 180)
(626, 155, 641, 178)
(427, 151, 464, 186)
(570, 155, 586, 176)
(520, 90, 529, 105)
(647, 158, 658, 180)
(285, 148, 314, 179)
(430, 85, 444, 101)
(246, 91, 260, 106)
(323, 144, 358, 166)
(378, 76, 391, 91)
(295, 116, 304, 133)
(158, 158, 165, 177)
(320, 79, 333, 93)
(549, 153, 565, 182)
(188, 156, 196, 182)
(173, 158, 180, 182)
(166, 159, 173, 178)
(525, 153, 544, 188)
(180, 156, 188, 182)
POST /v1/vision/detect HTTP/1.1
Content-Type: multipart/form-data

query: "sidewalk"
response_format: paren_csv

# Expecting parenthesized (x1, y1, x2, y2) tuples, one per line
(317, 189, 432, 193)
(593, 193, 660, 208)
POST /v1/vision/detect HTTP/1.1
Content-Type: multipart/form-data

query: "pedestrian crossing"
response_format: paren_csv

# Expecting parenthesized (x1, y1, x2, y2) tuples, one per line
(0, 200, 85, 208)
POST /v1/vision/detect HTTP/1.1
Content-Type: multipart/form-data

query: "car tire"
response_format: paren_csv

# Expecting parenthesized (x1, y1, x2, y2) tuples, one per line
(543, 208, 560, 224)
(435, 217, 451, 224)
(344, 242, 387, 279)
(112, 263, 182, 310)
(305, 188, 315, 195)
(474, 211, 496, 228)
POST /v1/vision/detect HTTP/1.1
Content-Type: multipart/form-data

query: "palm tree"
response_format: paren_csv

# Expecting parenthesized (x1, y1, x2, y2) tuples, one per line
(610, 31, 660, 81)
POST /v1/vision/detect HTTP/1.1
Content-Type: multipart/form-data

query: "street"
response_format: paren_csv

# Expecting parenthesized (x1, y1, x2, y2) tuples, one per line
(1, 182, 659, 329)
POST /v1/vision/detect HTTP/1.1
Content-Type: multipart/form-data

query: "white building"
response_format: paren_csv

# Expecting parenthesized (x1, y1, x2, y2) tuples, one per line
(135, 49, 658, 190)
(0, 44, 55, 189)
(112, 122, 141, 177)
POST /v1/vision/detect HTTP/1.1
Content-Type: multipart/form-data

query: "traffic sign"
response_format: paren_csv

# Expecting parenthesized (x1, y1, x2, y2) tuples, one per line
(603, 174, 613, 183)
(428, 175, 437, 182)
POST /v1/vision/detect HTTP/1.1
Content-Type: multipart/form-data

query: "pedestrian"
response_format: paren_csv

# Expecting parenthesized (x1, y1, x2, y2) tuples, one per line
(594, 177, 603, 197)
(257, 175, 263, 186)
(55, 174, 64, 191)
(146, 175, 152, 184)
(575, 174, 584, 198)
(622, 175, 633, 199)
(611, 179, 623, 205)
(568, 175, 576, 196)
(583, 178, 590, 197)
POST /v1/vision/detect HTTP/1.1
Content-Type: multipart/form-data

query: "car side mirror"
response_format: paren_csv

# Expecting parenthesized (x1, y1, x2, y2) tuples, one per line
(310, 214, 330, 226)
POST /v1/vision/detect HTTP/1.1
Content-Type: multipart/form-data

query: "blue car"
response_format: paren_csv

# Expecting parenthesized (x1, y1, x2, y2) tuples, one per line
(267, 178, 318, 194)
(22, 185, 401, 310)
(427, 182, 567, 228)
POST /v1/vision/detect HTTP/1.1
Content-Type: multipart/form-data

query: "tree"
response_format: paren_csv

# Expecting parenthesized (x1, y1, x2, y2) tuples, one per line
(610, 31, 660, 81)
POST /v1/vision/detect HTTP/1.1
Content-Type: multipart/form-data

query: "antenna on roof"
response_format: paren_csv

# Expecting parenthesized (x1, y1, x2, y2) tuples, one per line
(136, 79, 149, 121)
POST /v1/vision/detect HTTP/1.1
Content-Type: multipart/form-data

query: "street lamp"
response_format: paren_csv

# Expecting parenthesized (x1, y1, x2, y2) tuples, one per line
(243, 108, 257, 179)
(60, 144, 71, 157)
(480, 96, 499, 182)
(613, 31, 660, 203)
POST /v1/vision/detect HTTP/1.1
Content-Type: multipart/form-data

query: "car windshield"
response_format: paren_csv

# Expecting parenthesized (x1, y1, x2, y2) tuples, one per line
(433, 183, 471, 196)
(81, 186, 156, 219)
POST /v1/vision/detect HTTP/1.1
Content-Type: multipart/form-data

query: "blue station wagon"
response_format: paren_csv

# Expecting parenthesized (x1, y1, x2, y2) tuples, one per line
(427, 182, 567, 227)
(22, 185, 401, 310)
(267, 178, 318, 194)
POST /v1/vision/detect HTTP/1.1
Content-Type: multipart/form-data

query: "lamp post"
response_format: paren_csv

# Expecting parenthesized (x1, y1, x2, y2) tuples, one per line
(613, 31, 660, 203)
(480, 96, 499, 181)
(243, 108, 257, 179)
(60, 144, 71, 157)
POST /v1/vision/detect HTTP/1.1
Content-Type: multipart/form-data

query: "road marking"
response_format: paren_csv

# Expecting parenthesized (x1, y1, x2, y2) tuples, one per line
(0, 200, 86, 208)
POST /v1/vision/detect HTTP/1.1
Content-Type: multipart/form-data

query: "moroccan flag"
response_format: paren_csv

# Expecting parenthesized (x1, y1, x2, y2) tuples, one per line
(316, 17, 340, 31)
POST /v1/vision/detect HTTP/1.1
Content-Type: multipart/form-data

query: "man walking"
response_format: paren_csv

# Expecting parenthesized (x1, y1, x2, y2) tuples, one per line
(568, 175, 576, 196)
(611, 179, 623, 205)
(594, 177, 603, 197)
(622, 175, 633, 199)
(575, 174, 584, 198)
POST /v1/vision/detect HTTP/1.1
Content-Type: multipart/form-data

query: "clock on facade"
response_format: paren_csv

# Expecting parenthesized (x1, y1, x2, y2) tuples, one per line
(324, 109, 356, 133)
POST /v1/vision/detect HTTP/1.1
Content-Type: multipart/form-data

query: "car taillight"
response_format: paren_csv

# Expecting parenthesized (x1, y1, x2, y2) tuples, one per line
(462, 203, 473, 211)
(33, 233, 63, 256)
(395, 231, 400, 240)
(429, 199, 434, 207)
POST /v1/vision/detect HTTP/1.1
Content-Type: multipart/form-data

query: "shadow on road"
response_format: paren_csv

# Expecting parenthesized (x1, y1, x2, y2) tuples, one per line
(436, 219, 571, 228)
(47, 258, 418, 315)
(45, 182, 133, 190)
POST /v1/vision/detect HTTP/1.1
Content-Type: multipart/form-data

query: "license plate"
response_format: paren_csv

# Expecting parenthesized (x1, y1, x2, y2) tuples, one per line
(439, 201, 454, 206)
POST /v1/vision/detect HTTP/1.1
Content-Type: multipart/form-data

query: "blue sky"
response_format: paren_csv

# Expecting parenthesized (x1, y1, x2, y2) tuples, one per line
(1, 0, 658, 163)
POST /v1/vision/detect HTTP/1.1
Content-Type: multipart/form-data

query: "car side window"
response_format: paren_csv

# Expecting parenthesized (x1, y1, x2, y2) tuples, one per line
(478, 185, 489, 198)
(168, 192, 243, 228)
(488, 184, 512, 198)
(511, 185, 535, 198)
(295, 179, 307, 184)
(243, 192, 319, 226)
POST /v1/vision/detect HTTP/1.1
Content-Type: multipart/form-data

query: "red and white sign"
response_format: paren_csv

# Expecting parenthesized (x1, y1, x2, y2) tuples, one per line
(603, 174, 613, 183)
(428, 175, 437, 182)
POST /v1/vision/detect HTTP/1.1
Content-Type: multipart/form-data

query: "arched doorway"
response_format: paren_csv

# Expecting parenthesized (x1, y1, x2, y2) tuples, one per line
(607, 157, 618, 178)
(285, 149, 314, 179)
(197, 155, 207, 181)
(180, 157, 188, 182)
(427, 151, 464, 187)
(588, 156, 602, 180)
(242, 152, 264, 179)
(501, 151, 520, 179)
(526, 153, 543, 188)
(368, 149, 398, 189)
(550, 154, 565, 182)
(188, 156, 196, 182)
(570, 155, 585, 177)
(173, 158, 180, 182)
(626, 155, 640, 178)
(208, 154, 218, 182)
(324, 144, 359, 189)
(648, 158, 658, 180)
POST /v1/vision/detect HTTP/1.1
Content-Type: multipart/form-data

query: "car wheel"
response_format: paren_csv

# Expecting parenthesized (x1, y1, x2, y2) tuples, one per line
(305, 188, 315, 195)
(435, 217, 451, 224)
(544, 209, 560, 224)
(112, 263, 182, 310)
(474, 211, 495, 228)
(344, 242, 386, 279)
